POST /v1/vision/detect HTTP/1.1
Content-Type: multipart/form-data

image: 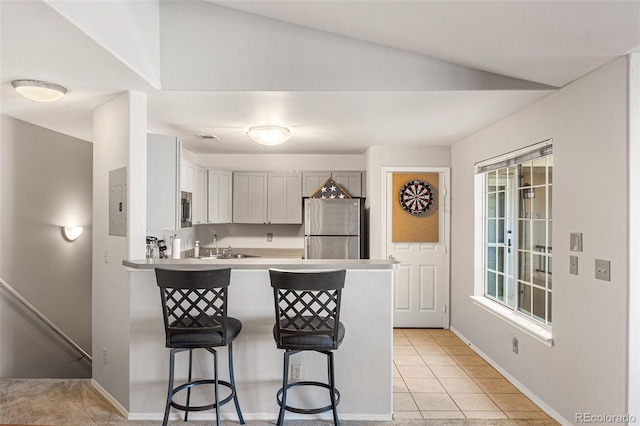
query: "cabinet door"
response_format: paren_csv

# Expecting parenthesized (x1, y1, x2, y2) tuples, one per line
(233, 172, 268, 223)
(194, 166, 207, 224)
(268, 171, 302, 224)
(332, 171, 363, 197)
(208, 170, 232, 224)
(147, 134, 180, 231)
(302, 171, 331, 197)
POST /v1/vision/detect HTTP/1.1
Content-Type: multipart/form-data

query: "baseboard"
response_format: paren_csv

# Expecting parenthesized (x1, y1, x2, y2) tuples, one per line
(90, 379, 128, 418)
(450, 327, 572, 426)
(127, 412, 393, 421)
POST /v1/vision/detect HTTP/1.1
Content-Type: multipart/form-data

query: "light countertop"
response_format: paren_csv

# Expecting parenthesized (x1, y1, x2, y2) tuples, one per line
(123, 257, 398, 270)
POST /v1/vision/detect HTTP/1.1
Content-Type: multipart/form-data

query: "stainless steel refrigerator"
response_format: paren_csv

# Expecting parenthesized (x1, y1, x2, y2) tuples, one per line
(304, 198, 361, 259)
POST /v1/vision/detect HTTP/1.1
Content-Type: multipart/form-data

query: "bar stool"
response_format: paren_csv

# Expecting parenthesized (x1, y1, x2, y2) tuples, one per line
(269, 269, 346, 426)
(155, 268, 245, 426)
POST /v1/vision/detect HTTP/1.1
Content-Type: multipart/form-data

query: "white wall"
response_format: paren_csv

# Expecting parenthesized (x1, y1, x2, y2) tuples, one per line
(450, 57, 630, 422)
(160, 1, 547, 92)
(194, 153, 365, 171)
(92, 91, 147, 410)
(0, 116, 92, 378)
(628, 53, 640, 420)
(47, 0, 160, 88)
(365, 145, 451, 259)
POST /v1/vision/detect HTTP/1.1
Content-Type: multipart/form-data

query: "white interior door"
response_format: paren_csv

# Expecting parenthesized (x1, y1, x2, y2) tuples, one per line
(384, 168, 450, 328)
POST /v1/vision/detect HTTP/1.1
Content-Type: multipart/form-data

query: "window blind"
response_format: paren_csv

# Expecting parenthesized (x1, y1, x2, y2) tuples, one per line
(474, 139, 553, 175)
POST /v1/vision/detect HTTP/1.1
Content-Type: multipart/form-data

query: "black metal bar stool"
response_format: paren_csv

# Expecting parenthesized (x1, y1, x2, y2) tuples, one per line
(155, 268, 245, 426)
(269, 269, 346, 426)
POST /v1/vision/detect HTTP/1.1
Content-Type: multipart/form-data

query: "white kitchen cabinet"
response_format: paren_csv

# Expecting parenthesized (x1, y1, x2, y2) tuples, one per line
(233, 171, 302, 224)
(208, 169, 232, 224)
(233, 172, 268, 223)
(181, 159, 207, 225)
(302, 171, 332, 197)
(194, 166, 208, 224)
(302, 171, 364, 198)
(332, 171, 363, 197)
(147, 134, 180, 231)
(268, 171, 302, 224)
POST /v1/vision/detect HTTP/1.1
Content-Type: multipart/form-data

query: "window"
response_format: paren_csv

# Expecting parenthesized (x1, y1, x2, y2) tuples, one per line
(477, 143, 553, 328)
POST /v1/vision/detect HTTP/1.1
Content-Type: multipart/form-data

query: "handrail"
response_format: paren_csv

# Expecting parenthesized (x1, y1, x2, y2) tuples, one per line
(0, 277, 92, 363)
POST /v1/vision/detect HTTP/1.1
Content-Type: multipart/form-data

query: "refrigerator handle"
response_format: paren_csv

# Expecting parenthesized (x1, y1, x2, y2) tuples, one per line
(305, 237, 310, 259)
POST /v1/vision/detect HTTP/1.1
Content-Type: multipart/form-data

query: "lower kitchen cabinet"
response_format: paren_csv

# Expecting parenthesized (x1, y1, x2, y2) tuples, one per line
(208, 169, 232, 224)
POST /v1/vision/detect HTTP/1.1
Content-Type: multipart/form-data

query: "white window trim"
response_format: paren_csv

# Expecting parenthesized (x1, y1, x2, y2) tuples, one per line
(470, 296, 553, 346)
(472, 144, 554, 347)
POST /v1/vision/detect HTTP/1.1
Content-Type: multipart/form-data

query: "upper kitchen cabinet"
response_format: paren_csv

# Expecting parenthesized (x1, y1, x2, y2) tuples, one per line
(269, 171, 302, 224)
(302, 172, 332, 197)
(208, 169, 232, 224)
(302, 171, 365, 198)
(332, 172, 364, 197)
(233, 172, 268, 224)
(233, 171, 302, 224)
(147, 134, 180, 231)
(181, 160, 207, 225)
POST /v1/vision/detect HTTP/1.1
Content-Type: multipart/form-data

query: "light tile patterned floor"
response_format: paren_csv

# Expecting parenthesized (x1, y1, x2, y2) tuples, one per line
(393, 328, 558, 422)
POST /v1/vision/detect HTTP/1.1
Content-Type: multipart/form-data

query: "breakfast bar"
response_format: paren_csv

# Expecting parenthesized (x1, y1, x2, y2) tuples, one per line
(123, 257, 397, 422)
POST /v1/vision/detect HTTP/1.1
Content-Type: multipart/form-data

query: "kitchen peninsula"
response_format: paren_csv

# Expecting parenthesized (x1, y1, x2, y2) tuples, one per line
(121, 257, 397, 421)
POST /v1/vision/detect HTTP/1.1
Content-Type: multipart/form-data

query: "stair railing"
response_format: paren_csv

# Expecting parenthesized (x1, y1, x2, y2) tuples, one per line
(0, 277, 92, 363)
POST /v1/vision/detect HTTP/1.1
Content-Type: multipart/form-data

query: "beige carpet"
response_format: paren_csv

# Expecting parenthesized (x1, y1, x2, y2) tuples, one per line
(0, 379, 558, 425)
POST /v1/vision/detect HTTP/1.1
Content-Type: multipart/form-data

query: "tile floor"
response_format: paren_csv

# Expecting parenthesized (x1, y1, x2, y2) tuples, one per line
(393, 328, 558, 422)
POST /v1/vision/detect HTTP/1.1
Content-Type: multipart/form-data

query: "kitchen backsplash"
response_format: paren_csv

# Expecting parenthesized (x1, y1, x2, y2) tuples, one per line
(195, 223, 304, 250)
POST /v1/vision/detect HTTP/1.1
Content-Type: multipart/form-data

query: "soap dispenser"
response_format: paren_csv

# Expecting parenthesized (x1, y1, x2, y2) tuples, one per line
(194, 241, 200, 258)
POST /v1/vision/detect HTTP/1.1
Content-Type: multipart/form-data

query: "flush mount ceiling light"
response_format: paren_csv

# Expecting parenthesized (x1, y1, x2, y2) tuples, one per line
(11, 79, 67, 102)
(62, 226, 83, 241)
(246, 125, 293, 146)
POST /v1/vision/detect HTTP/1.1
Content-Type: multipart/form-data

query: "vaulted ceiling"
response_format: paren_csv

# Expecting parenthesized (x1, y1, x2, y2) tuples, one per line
(2, 1, 639, 154)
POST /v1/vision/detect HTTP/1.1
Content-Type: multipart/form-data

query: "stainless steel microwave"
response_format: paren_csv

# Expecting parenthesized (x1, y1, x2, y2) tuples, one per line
(181, 191, 192, 228)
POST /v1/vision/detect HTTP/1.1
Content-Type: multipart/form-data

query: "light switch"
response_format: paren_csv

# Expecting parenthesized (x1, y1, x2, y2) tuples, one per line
(570, 255, 578, 275)
(595, 259, 611, 282)
(570, 233, 583, 252)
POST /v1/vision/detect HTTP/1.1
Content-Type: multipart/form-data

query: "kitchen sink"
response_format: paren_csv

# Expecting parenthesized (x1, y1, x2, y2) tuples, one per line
(197, 254, 260, 259)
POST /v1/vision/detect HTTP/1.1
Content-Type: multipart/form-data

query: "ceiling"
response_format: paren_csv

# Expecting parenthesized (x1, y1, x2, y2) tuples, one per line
(2, 1, 640, 155)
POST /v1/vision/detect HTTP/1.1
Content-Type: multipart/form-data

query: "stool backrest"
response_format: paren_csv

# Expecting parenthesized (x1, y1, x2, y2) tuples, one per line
(155, 268, 231, 346)
(269, 269, 346, 350)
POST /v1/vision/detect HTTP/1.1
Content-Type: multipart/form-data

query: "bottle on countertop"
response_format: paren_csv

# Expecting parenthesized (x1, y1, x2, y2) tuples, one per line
(194, 241, 200, 258)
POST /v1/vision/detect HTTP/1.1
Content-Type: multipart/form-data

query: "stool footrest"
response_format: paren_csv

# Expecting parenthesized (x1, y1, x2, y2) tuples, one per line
(276, 381, 341, 415)
(170, 379, 236, 412)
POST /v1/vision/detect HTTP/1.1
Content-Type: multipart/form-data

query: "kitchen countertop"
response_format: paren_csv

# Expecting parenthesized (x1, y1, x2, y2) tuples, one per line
(123, 257, 398, 270)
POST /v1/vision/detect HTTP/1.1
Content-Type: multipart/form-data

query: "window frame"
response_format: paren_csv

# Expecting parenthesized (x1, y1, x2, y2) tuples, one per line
(471, 140, 554, 346)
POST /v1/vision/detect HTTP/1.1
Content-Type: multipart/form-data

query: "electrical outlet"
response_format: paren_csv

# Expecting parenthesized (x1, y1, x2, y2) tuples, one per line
(104, 248, 109, 264)
(570, 255, 579, 275)
(291, 364, 302, 381)
(512, 337, 519, 354)
(595, 259, 611, 281)
(102, 347, 108, 364)
(267, 233, 273, 242)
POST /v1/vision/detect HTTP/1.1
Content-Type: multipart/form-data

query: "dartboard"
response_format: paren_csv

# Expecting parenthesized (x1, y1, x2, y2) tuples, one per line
(399, 180, 434, 215)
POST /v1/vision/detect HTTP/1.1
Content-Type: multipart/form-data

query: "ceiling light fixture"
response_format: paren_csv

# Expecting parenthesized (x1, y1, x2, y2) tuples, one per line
(246, 125, 293, 146)
(11, 79, 67, 102)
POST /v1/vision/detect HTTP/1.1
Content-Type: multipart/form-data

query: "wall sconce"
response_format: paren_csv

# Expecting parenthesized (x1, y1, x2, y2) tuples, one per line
(11, 79, 67, 102)
(62, 226, 83, 241)
(246, 125, 293, 146)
